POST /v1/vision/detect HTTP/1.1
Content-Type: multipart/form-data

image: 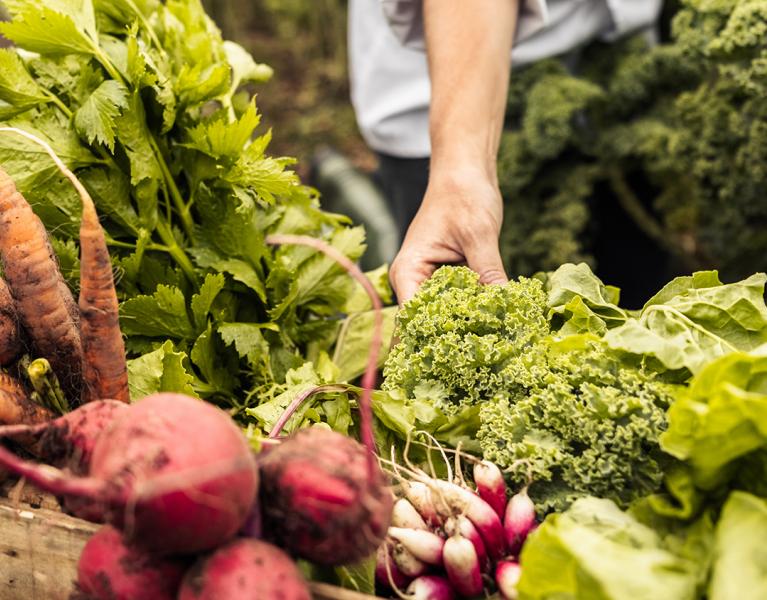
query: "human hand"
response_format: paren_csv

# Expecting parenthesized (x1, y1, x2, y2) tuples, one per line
(389, 166, 508, 304)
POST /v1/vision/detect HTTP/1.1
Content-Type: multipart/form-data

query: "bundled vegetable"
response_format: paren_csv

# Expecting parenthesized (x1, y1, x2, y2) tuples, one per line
(258, 235, 393, 566)
(0, 393, 258, 555)
(0, 0, 376, 415)
(376, 440, 535, 599)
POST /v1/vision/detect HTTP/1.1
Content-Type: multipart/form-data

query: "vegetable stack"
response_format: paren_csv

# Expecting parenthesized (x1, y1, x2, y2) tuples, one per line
(0, 0, 372, 416)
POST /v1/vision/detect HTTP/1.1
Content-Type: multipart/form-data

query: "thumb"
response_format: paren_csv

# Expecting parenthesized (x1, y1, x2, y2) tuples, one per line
(464, 240, 508, 286)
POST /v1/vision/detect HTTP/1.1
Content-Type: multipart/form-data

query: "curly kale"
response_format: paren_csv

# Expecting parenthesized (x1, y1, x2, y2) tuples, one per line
(478, 339, 673, 513)
(383, 266, 549, 414)
(384, 266, 673, 513)
(499, 0, 767, 283)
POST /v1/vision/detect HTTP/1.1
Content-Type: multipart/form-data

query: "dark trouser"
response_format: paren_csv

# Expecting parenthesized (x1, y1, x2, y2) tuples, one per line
(373, 152, 430, 243)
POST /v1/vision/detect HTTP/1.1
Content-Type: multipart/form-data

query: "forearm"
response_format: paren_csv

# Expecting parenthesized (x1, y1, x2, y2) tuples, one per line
(424, 0, 518, 181)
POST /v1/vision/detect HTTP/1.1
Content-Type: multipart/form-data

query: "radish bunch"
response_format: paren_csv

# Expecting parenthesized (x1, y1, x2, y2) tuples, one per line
(377, 458, 537, 599)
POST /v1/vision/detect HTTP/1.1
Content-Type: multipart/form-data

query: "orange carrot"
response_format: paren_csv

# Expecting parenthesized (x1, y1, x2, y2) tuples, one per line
(0, 373, 52, 434)
(0, 165, 83, 399)
(0, 128, 129, 404)
(0, 277, 21, 366)
(78, 183, 129, 403)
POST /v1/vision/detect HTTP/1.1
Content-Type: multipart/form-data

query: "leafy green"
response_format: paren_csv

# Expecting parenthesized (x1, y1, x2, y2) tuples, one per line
(497, 1, 767, 283)
(384, 263, 767, 512)
(661, 352, 767, 489)
(384, 266, 674, 512)
(709, 492, 767, 600)
(0, 0, 384, 421)
(605, 272, 767, 374)
(127, 340, 197, 400)
(518, 498, 702, 600)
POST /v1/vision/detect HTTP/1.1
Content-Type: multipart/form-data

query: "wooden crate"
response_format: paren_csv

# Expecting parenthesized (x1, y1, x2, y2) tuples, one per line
(0, 486, 376, 600)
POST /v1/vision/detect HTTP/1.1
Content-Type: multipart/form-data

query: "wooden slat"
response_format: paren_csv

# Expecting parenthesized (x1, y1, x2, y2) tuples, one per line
(0, 498, 98, 600)
(0, 495, 378, 599)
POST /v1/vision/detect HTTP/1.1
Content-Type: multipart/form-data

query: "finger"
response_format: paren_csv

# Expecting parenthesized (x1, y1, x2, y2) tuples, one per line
(464, 239, 508, 286)
(390, 255, 436, 305)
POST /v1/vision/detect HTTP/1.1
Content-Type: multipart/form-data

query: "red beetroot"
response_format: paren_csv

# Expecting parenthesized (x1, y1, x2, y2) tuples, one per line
(260, 235, 393, 567)
(0, 399, 127, 474)
(76, 525, 186, 600)
(178, 539, 310, 600)
(258, 426, 392, 565)
(0, 393, 258, 555)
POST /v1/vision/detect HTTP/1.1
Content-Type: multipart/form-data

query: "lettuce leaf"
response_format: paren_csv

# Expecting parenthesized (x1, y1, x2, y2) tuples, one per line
(604, 272, 767, 374)
(709, 492, 767, 600)
(661, 352, 767, 489)
(518, 497, 701, 600)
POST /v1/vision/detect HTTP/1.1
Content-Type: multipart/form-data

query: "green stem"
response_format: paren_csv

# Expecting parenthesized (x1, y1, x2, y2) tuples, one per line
(148, 134, 196, 243)
(156, 219, 199, 285)
(46, 93, 73, 119)
(93, 46, 124, 83)
(124, 0, 165, 54)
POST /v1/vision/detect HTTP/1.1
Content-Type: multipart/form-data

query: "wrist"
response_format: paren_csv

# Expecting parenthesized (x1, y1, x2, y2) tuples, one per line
(428, 155, 499, 189)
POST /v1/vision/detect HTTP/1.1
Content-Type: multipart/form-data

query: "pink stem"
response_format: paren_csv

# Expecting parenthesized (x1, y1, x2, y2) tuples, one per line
(265, 234, 384, 466)
(0, 444, 104, 499)
(268, 384, 349, 438)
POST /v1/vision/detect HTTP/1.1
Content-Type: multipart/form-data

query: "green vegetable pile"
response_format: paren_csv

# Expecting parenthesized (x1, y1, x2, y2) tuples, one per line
(384, 267, 674, 512)
(383, 262, 767, 598)
(498, 0, 767, 283)
(0, 0, 386, 415)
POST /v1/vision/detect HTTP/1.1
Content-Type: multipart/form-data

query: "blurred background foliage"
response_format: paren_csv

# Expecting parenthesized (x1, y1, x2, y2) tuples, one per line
(201, 0, 373, 175)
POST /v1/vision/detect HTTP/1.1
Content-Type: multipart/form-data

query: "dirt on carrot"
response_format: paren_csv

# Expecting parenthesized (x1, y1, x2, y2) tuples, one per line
(77, 172, 129, 404)
(0, 277, 21, 366)
(0, 373, 52, 444)
(0, 166, 83, 399)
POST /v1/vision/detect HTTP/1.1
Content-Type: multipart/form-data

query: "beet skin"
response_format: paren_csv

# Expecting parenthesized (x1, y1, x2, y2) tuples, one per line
(76, 525, 186, 600)
(258, 426, 393, 565)
(178, 538, 311, 600)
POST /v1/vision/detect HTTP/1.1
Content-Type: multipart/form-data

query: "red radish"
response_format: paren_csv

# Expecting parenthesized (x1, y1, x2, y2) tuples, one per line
(258, 235, 392, 566)
(446, 515, 487, 570)
(0, 399, 128, 474)
(504, 487, 536, 555)
(442, 534, 483, 597)
(403, 481, 442, 527)
(375, 542, 411, 590)
(76, 525, 186, 600)
(387, 526, 444, 566)
(495, 560, 522, 600)
(392, 541, 428, 578)
(473, 460, 507, 519)
(178, 539, 310, 600)
(430, 479, 507, 560)
(392, 497, 429, 530)
(406, 575, 456, 600)
(0, 393, 258, 555)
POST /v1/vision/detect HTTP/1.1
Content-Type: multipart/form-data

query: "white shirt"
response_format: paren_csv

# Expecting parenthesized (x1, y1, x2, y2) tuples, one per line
(349, 0, 663, 158)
